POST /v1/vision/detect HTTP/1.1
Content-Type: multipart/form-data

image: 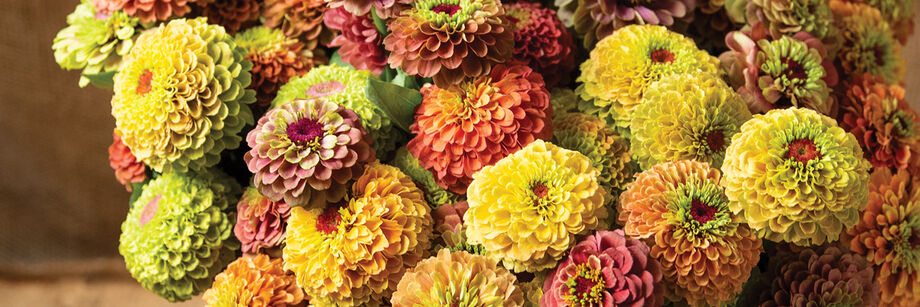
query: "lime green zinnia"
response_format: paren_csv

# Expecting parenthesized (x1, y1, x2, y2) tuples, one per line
(391, 146, 460, 207)
(52, 0, 141, 88)
(757, 36, 833, 114)
(119, 171, 241, 302)
(273, 64, 403, 158)
(631, 72, 752, 169)
(721, 107, 871, 246)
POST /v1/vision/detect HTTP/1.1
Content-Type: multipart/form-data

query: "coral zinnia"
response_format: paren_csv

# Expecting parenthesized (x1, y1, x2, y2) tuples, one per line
(383, 0, 513, 87)
(552, 112, 634, 205)
(577, 25, 719, 130)
(757, 245, 879, 307)
(618, 160, 762, 306)
(109, 131, 146, 192)
(194, 0, 261, 33)
(245, 98, 374, 208)
(839, 74, 919, 170)
(273, 65, 401, 158)
(846, 168, 920, 306)
(119, 171, 240, 302)
(721, 107, 871, 246)
(746, 0, 836, 41)
(392, 249, 524, 306)
(504, 2, 575, 87)
(235, 26, 317, 109)
(323, 7, 387, 75)
(831, 2, 904, 84)
(391, 147, 460, 208)
(203, 254, 306, 307)
(262, 0, 334, 50)
(542, 229, 663, 307)
(631, 72, 753, 169)
(91, 0, 200, 23)
(234, 187, 292, 254)
(53, 1, 141, 88)
(111, 18, 255, 173)
(465, 140, 607, 272)
(573, 0, 694, 48)
(720, 23, 838, 114)
(407, 64, 552, 194)
(283, 162, 432, 306)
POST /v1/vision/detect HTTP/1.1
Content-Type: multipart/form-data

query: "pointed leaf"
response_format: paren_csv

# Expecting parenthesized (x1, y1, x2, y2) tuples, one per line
(365, 77, 421, 132)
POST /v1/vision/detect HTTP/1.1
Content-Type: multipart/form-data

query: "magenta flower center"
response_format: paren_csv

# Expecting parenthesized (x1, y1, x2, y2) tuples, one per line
(286, 117, 325, 146)
(139, 195, 162, 226)
(136, 69, 153, 95)
(305, 81, 345, 98)
(704, 130, 726, 152)
(315, 206, 342, 235)
(431, 4, 462, 16)
(786, 138, 822, 163)
(782, 58, 808, 80)
(565, 263, 605, 305)
(650, 49, 675, 64)
(690, 198, 717, 224)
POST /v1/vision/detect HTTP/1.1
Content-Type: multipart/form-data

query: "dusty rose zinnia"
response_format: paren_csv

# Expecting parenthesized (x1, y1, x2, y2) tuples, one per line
(234, 187, 292, 254)
(323, 7, 387, 75)
(109, 130, 147, 191)
(503, 2, 575, 87)
(573, 0, 694, 47)
(263, 0, 334, 50)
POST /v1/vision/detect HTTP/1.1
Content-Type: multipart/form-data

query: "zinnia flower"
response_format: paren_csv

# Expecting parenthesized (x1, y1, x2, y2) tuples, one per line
(831, 2, 904, 84)
(203, 254, 306, 307)
(391, 249, 524, 306)
(53, 1, 141, 88)
(235, 26, 317, 109)
(283, 162, 433, 306)
(504, 2, 575, 87)
(431, 201, 485, 255)
(407, 64, 552, 194)
(263, 0, 334, 50)
(119, 171, 240, 302)
(194, 0, 261, 33)
(383, 0, 514, 87)
(327, 0, 412, 17)
(245, 98, 374, 208)
(109, 130, 147, 191)
(631, 72, 753, 169)
(746, 0, 836, 41)
(577, 25, 720, 130)
(323, 7, 387, 75)
(552, 112, 635, 205)
(465, 140, 607, 272)
(865, 0, 914, 44)
(111, 18, 256, 173)
(391, 147, 460, 207)
(839, 74, 919, 170)
(573, 0, 694, 48)
(234, 187, 292, 254)
(757, 245, 879, 307)
(550, 88, 579, 116)
(721, 107, 872, 246)
(618, 160, 762, 306)
(846, 168, 920, 306)
(541, 229, 663, 307)
(91, 0, 200, 23)
(720, 22, 838, 114)
(273, 65, 402, 158)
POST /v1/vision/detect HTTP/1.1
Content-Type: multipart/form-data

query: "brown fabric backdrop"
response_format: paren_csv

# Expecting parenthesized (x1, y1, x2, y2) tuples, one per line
(1, 0, 920, 264)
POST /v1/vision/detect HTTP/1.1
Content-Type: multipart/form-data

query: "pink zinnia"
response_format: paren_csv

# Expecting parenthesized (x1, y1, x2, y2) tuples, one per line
(323, 7, 387, 74)
(234, 187, 292, 254)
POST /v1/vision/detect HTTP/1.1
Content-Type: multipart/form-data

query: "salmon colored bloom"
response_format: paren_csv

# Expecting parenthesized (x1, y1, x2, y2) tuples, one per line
(234, 187, 291, 254)
(109, 131, 146, 191)
(263, 0, 334, 50)
(839, 74, 919, 170)
(203, 254, 306, 307)
(235, 26, 317, 109)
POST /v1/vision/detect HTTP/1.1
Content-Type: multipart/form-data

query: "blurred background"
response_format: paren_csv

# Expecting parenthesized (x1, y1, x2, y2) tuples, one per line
(0, 0, 919, 306)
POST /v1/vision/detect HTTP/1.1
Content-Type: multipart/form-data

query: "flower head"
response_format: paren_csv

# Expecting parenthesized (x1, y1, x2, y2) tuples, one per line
(203, 254, 306, 307)
(91, 0, 199, 23)
(832, 2, 904, 84)
(747, 0, 836, 41)
(234, 187, 292, 254)
(194, 0, 261, 33)
(119, 171, 240, 302)
(408, 64, 552, 194)
(323, 7, 387, 75)
(577, 25, 719, 130)
(839, 74, 919, 170)
(263, 0, 334, 50)
(235, 26, 317, 109)
(383, 0, 513, 87)
(465, 140, 607, 272)
(327, 0, 412, 18)
(618, 160, 762, 306)
(631, 72, 752, 169)
(542, 230, 663, 307)
(109, 131, 146, 191)
(53, 1, 141, 88)
(504, 2, 575, 87)
(846, 168, 920, 306)
(865, 0, 914, 43)
(757, 246, 879, 307)
(283, 162, 433, 306)
(112, 18, 256, 173)
(245, 98, 374, 208)
(392, 249, 524, 306)
(721, 107, 872, 246)
(431, 201, 484, 255)
(391, 147, 460, 207)
(573, 0, 694, 48)
(552, 112, 635, 205)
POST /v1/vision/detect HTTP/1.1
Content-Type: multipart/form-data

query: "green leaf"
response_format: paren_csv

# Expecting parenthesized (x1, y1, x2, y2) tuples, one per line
(83, 70, 117, 90)
(391, 68, 420, 90)
(365, 77, 422, 132)
(128, 179, 150, 208)
(370, 10, 389, 37)
(329, 51, 355, 70)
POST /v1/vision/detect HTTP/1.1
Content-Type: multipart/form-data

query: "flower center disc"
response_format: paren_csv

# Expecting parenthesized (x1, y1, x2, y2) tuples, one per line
(650, 49, 675, 64)
(782, 58, 808, 80)
(136, 69, 153, 95)
(287, 117, 325, 146)
(566, 263, 605, 305)
(704, 130, 726, 153)
(316, 205, 342, 235)
(305, 81, 345, 98)
(786, 138, 822, 163)
(431, 4, 462, 16)
(532, 183, 549, 198)
(690, 198, 717, 224)
(139, 195, 162, 226)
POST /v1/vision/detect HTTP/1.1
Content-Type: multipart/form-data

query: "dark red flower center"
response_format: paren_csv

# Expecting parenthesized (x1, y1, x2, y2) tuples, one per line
(139, 195, 162, 227)
(574, 276, 597, 299)
(786, 138, 822, 163)
(782, 58, 808, 80)
(136, 69, 153, 95)
(565, 263, 605, 305)
(873, 45, 886, 66)
(690, 198, 717, 224)
(650, 49, 675, 64)
(431, 4, 462, 16)
(532, 183, 549, 198)
(315, 205, 342, 235)
(286, 117, 325, 146)
(704, 130, 726, 152)
(506, 15, 520, 24)
(305, 81, 345, 98)
(910, 230, 920, 249)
